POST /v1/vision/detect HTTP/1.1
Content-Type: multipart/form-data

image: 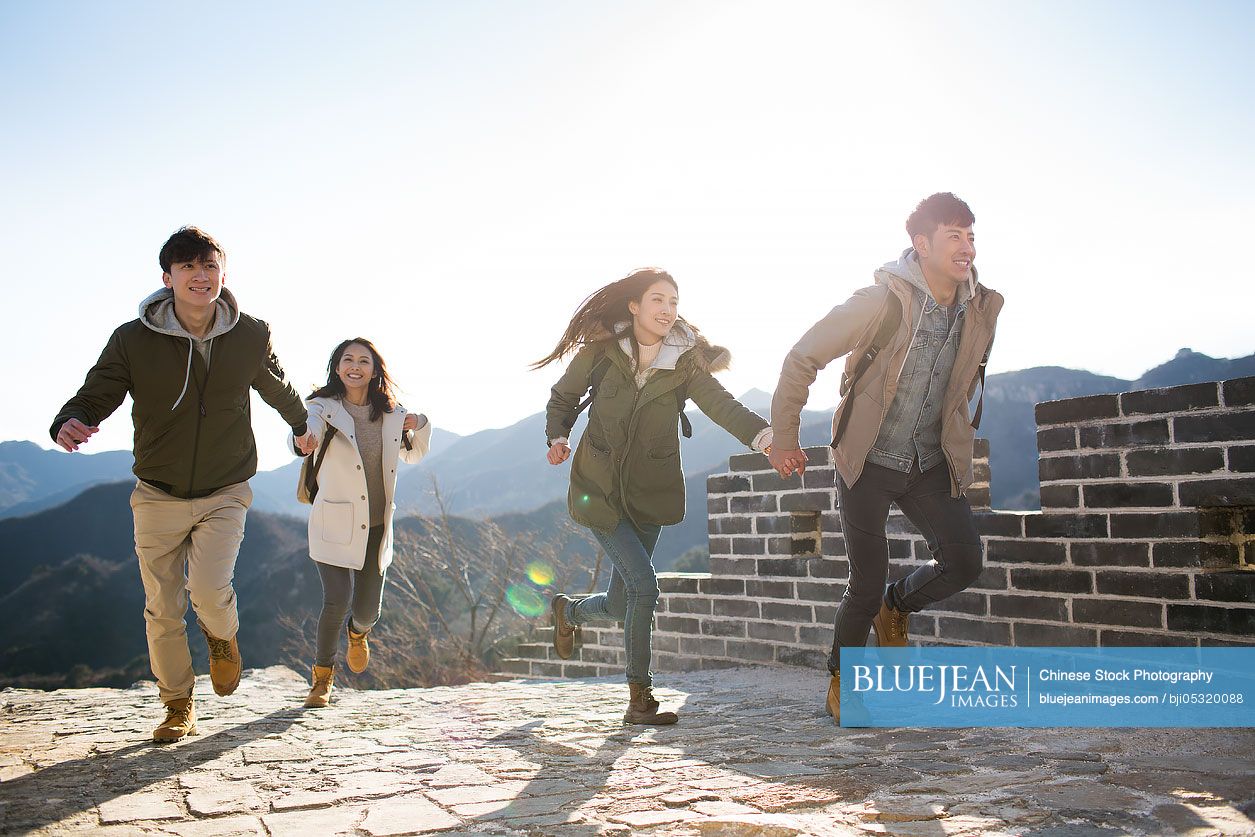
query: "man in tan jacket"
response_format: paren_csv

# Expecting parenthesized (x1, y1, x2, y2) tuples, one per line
(768, 193, 1004, 724)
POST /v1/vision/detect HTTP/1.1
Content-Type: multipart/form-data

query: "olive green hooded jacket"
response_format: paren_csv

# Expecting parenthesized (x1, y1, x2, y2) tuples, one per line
(546, 323, 768, 532)
(50, 287, 308, 498)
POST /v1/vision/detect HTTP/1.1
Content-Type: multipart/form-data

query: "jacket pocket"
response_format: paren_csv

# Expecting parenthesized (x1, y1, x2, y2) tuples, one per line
(318, 501, 354, 546)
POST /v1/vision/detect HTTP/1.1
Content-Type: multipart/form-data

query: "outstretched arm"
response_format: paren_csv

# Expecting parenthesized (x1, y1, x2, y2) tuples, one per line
(544, 344, 599, 449)
(769, 286, 886, 475)
(399, 412, 432, 464)
(252, 330, 310, 446)
(687, 369, 769, 449)
(50, 329, 131, 452)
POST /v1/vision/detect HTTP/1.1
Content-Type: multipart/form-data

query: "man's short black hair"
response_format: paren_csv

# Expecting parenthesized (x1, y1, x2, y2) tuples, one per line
(158, 226, 225, 273)
(906, 193, 975, 241)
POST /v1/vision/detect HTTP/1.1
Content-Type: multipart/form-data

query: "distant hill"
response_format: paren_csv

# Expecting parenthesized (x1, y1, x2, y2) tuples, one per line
(0, 479, 597, 689)
(987, 349, 1255, 509)
(0, 441, 133, 520)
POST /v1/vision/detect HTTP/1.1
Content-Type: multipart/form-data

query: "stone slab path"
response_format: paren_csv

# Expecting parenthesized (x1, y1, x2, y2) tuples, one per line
(1, 666, 1252, 836)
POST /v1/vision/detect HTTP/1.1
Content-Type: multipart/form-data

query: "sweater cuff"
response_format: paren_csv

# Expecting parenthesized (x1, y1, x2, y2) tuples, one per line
(292, 422, 308, 438)
(751, 427, 774, 453)
(773, 429, 801, 451)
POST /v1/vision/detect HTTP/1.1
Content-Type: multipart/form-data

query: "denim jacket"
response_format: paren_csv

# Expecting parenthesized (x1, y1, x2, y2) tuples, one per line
(865, 287, 965, 473)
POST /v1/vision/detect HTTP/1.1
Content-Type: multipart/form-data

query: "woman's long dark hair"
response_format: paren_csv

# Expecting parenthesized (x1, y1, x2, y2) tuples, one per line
(532, 267, 696, 369)
(309, 337, 398, 421)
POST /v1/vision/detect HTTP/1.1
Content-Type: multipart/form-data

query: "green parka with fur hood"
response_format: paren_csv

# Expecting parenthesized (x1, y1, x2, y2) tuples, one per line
(546, 323, 768, 532)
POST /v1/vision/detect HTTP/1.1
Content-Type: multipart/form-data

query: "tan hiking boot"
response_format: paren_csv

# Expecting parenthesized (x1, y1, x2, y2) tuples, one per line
(826, 673, 841, 725)
(551, 594, 576, 660)
(872, 600, 910, 647)
(304, 665, 334, 708)
(198, 622, 242, 696)
(346, 625, 370, 674)
(153, 698, 197, 742)
(624, 683, 679, 725)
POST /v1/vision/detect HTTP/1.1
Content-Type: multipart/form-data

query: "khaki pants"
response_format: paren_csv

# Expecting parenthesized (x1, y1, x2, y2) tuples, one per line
(130, 480, 252, 703)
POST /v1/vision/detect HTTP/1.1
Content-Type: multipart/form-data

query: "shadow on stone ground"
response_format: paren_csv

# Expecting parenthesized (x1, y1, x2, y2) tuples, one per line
(0, 707, 303, 832)
(1, 665, 1253, 835)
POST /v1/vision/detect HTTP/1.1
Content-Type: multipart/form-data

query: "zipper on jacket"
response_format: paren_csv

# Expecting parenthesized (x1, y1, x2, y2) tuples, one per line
(619, 381, 645, 527)
(186, 343, 212, 496)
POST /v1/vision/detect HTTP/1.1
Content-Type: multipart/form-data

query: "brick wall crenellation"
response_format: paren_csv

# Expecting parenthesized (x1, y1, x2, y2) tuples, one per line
(503, 376, 1255, 678)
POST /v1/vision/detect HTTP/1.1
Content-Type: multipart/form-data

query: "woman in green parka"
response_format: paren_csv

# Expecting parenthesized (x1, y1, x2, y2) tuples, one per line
(536, 268, 772, 724)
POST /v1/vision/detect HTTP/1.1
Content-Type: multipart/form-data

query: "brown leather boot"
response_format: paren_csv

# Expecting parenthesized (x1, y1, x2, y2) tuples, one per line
(872, 599, 910, 647)
(826, 673, 841, 725)
(346, 625, 370, 674)
(624, 683, 679, 725)
(152, 697, 197, 742)
(198, 622, 242, 696)
(304, 665, 334, 708)
(550, 594, 576, 660)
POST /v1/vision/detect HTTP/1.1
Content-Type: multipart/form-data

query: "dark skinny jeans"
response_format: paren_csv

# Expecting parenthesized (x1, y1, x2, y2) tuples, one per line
(829, 461, 982, 673)
(315, 524, 387, 667)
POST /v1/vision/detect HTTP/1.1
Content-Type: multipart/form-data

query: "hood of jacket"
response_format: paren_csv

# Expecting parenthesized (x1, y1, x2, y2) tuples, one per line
(874, 248, 977, 307)
(138, 286, 241, 342)
(594, 319, 731, 374)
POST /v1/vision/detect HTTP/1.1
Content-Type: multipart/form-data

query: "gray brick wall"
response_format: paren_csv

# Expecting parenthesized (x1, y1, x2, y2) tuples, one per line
(503, 376, 1255, 678)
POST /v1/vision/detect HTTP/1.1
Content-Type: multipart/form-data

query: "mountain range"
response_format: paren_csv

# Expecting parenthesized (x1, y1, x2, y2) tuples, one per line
(3, 347, 1251, 687)
(4, 348, 1252, 564)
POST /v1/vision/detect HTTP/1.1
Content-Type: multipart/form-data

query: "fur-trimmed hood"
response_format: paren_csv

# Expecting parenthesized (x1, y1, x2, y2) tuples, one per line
(588, 320, 732, 374)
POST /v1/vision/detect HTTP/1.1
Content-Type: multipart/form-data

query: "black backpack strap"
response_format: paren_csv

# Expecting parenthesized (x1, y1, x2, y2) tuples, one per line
(303, 425, 338, 498)
(557, 350, 613, 440)
(675, 379, 692, 438)
(831, 293, 903, 448)
(971, 344, 991, 430)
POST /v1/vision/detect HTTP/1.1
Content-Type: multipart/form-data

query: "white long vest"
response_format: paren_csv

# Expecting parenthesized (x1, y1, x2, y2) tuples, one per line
(288, 396, 431, 571)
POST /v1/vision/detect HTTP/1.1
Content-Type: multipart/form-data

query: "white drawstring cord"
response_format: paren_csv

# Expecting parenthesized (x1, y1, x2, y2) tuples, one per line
(171, 338, 193, 411)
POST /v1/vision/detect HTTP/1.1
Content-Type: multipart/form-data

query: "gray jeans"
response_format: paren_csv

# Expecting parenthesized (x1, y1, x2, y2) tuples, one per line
(314, 524, 387, 667)
(829, 461, 982, 672)
(568, 519, 663, 686)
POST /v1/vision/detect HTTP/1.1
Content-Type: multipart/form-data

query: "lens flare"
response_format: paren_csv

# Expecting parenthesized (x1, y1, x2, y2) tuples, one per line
(526, 562, 555, 586)
(505, 584, 546, 618)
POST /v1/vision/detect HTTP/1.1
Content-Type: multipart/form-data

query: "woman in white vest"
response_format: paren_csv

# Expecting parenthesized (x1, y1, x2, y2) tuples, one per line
(289, 337, 431, 707)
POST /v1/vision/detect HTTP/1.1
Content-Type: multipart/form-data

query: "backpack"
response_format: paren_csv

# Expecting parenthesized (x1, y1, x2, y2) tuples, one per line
(561, 349, 694, 439)
(831, 294, 902, 448)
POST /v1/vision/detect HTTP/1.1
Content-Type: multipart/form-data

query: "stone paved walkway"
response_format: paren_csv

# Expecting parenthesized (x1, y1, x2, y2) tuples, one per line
(1, 666, 1253, 836)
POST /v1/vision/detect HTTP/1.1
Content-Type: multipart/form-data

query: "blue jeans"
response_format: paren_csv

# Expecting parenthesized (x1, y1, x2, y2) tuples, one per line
(568, 519, 663, 686)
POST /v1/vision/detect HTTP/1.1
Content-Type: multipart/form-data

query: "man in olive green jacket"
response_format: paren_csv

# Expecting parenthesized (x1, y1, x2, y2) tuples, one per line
(51, 226, 315, 742)
(768, 194, 1004, 724)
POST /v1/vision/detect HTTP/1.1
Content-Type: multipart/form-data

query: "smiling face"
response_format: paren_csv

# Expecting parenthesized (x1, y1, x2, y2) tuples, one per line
(915, 223, 976, 288)
(627, 279, 679, 344)
(336, 342, 376, 398)
(162, 253, 225, 310)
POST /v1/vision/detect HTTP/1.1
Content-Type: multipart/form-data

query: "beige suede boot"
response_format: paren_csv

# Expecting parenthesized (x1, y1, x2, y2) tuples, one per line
(304, 665, 334, 708)
(198, 621, 242, 696)
(152, 697, 197, 742)
(346, 626, 370, 673)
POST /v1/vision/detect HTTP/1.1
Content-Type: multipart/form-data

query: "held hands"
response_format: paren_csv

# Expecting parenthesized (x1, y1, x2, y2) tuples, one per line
(55, 418, 99, 453)
(768, 446, 808, 479)
(403, 413, 420, 433)
(295, 431, 319, 456)
(547, 441, 572, 465)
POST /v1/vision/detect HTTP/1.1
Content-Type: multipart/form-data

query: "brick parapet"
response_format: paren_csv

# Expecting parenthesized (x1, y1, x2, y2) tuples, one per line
(503, 376, 1255, 678)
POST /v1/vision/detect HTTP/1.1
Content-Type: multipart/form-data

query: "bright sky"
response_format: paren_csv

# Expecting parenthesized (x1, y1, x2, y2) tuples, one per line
(3, 1, 1252, 470)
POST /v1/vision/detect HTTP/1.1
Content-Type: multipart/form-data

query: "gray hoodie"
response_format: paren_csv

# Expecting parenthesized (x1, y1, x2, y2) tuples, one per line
(138, 286, 242, 412)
